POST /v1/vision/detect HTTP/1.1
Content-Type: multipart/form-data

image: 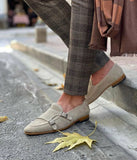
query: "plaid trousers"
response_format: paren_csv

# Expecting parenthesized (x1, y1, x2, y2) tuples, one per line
(24, 0, 109, 95)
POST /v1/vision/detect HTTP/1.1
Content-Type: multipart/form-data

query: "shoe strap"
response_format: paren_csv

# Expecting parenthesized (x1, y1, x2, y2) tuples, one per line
(48, 112, 72, 130)
(48, 119, 57, 130)
(38, 108, 60, 121)
(60, 112, 72, 121)
(36, 111, 72, 130)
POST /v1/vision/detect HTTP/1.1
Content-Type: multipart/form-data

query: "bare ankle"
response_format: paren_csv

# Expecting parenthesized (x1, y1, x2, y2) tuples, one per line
(91, 60, 114, 85)
(57, 93, 85, 113)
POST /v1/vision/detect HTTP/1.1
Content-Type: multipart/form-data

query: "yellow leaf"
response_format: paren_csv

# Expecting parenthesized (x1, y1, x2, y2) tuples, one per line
(63, 73, 66, 79)
(55, 73, 66, 90)
(61, 84, 64, 88)
(56, 84, 64, 90)
(47, 83, 57, 86)
(46, 121, 97, 152)
(0, 116, 8, 123)
(53, 139, 76, 152)
(34, 68, 39, 72)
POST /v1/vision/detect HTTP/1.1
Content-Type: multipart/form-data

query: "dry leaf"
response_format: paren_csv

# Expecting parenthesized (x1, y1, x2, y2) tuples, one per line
(42, 81, 57, 86)
(56, 84, 64, 90)
(46, 121, 97, 152)
(0, 100, 3, 103)
(56, 73, 66, 90)
(47, 83, 57, 86)
(0, 116, 8, 123)
(34, 68, 39, 72)
(63, 73, 66, 79)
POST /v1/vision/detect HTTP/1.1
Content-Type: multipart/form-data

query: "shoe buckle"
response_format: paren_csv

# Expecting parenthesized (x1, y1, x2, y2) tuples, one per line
(61, 112, 72, 121)
(61, 112, 67, 118)
(49, 120, 57, 130)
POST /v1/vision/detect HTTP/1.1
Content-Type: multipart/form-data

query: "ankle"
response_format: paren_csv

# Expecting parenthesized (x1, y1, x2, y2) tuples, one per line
(91, 60, 114, 85)
(57, 93, 85, 113)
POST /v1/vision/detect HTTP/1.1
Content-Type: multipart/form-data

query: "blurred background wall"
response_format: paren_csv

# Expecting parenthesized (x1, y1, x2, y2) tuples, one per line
(0, 0, 71, 29)
(0, 0, 38, 28)
(0, 0, 8, 28)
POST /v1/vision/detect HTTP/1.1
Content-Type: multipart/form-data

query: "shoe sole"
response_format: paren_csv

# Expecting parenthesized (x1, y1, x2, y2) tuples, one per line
(87, 74, 126, 104)
(112, 74, 126, 88)
(24, 115, 89, 135)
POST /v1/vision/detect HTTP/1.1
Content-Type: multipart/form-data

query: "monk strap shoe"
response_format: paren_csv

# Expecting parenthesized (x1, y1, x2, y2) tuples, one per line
(24, 101, 89, 135)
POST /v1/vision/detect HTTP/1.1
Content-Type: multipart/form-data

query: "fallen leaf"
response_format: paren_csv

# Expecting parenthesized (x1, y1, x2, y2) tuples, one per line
(34, 68, 39, 72)
(0, 100, 3, 103)
(47, 83, 58, 86)
(42, 80, 57, 86)
(63, 73, 66, 79)
(46, 121, 97, 152)
(56, 84, 64, 90)
(55, 73, 66, 90)
(0, 116, 8, 123)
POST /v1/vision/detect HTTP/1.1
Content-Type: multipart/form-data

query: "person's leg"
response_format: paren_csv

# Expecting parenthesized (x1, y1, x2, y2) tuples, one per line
(63, 0, 109, 96)
(24, 0, 109, 70)
(24, 0, 110, 112)
(24, 0, 122, 110)
(24, 0, 125, 135)
(92, 60, 114, 85)
(24, 0, 71, 47)
(58, 0, 110, 112)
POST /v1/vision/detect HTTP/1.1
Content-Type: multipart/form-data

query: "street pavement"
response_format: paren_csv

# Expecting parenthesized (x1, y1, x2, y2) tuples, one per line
(0, 28, 137, 160)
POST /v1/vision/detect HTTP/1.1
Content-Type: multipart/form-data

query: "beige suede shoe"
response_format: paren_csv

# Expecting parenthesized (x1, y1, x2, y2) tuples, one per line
(85, 64, 126, 104)
(24, 101, 89, 135)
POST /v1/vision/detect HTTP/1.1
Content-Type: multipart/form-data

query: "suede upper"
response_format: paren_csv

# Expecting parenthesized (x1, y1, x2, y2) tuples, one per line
(24, 101, 89, 134)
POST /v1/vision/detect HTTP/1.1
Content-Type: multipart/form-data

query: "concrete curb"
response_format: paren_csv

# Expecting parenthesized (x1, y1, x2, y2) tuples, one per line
(11, 40, 67, 74)
(11, 40, 137, 115)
